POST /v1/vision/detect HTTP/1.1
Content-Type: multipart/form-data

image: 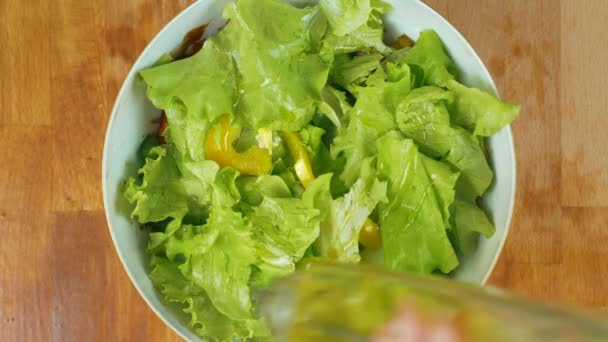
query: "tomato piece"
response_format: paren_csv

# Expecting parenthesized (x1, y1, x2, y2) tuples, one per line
(157, 111, 168, 144)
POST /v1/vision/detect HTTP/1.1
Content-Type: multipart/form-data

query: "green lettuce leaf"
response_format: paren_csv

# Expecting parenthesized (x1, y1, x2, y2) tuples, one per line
(319, 86, 352, 127)
(276, 169, 305, 199)
(222, 0, 331, 130)
(395, 86, 454, 157)
(329, 52, 383, 92)
(152, 53, 174, 67)
(149, 256, 268, 342)
(449, 199, 495, 255)
(383, 62, 413, 112)
(443, 79, 520, 136)
(178, 158, 220, 211)
(180, 219, 253, 319)
(332, 64, 410, 186)
(143, 168, 272, 340)
(322, 0, 392, 54)
(248, 196, 321, 288)
(376, 132, 459, 274)
(300, 125, 346, 194)
(397, 30, 458, 86)
(146, 167, 255, 322)
(139, 0, 331, 160)
(332, 120, 380, 188)
(139, 42, 234, 161)
(447, 127, 494, 198)
(422, 156, 460, 229)
(308, 165, 387, 263)
(170, 222, 253, 321)
(236, 175, 292, 206)
(302, 174, 334, 218)
(396, 86, 493, 197)
(124, 146, 189, 223)
(300, 124, 330, 175)
(319, 0, 371, 36)
(209, 167, 242, 207)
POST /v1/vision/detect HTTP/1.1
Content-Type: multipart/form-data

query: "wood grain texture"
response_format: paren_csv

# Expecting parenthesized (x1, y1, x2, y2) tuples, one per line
(0, 0, 606, 341)
(48, 211, 180, 341)
(0, 0, 52, 126)
(560, 0, 608, 206)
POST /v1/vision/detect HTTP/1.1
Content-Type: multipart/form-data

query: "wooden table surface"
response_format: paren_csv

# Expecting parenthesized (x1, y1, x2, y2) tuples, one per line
(1, 0, 607, 340)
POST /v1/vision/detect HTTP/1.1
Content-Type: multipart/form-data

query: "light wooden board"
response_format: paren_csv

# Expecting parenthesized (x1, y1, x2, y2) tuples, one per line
(1, 0, 606, 340)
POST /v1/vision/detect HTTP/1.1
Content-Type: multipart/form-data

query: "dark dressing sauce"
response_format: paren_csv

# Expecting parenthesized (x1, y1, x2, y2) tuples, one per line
(174, 24, 208, 59)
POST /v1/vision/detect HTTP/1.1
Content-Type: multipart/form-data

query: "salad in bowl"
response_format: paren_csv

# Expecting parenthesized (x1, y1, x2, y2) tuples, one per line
(111, 0, 519, 340)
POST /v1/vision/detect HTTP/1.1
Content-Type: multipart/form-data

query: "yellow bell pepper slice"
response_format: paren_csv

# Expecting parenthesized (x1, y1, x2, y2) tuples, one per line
(280, 130, 381, 249)
(204, 115, 272, 175)
(257, 127, 273, 154)
(279, 131, 315, 188)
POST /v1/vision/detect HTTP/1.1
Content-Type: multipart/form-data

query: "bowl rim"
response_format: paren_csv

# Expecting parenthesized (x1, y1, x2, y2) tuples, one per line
(102, 0, 516, 340)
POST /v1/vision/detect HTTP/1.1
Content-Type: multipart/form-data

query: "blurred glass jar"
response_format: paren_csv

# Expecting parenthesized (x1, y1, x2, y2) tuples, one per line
(259, 263, 608, 342)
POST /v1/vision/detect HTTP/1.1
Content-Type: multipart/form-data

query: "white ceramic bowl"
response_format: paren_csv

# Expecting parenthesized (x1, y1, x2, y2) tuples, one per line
(102, 0, 516, 340)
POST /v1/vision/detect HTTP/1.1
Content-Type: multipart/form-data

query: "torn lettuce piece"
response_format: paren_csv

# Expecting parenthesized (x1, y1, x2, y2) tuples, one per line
(322, 0, 392, 54)
(248, 196, 321, 288)
(332, 64, 411, 186)
(124, 146, 190, 223)
(300, 125, 346, 189)
(319, 0, 371, 36)
(174, 214, 254, 321)
(396, 86, 494, 197)
(447, 126, 494, 199)
(152, 53, 174, 67)
(397, 30, 458, 86)
(443, 79, 520, 136)
(178, 158, 221, 213)
(145, 166, 256, 322)
(307, 164, 387, 263)
(449, 199, 496, 255)
(395, 86, 454, 157)
(149, 256, 268, 342)
(319, 86, 352, 127)
(236, 175, 292, 206)
(376, 132, 459, 274)
(302, 174, 335, 219)
(422, 156, 460, 229)
(329, 52, 383, 92)
(145, 168, 271, 341)
(383, 62, 413, 112)
(223, 0, 332, 130)
(169, 170, 255, 321)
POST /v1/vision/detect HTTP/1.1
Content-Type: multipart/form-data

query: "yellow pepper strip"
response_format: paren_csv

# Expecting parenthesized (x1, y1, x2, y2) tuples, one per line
(257, 128, 273, 154)
(280, 130, 381, 249)
(279, 131, 315, 188)
(204, 114, 272, 175)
